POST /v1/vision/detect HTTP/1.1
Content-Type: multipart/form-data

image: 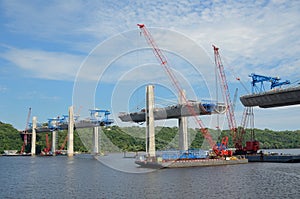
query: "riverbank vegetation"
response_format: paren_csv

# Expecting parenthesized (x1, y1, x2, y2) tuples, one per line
(1, 121, 300, 154)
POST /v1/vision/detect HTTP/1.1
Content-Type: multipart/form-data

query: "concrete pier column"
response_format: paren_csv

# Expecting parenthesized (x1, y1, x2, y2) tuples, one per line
(178, 90, 188, 151)
(93, 127, 99, 155)
(179, 118, 188, 150)
(146, 85, 155, 157)
(52, 131, 56, 156)
(31, 116, 37, 156)
(67, 106, 74, 157)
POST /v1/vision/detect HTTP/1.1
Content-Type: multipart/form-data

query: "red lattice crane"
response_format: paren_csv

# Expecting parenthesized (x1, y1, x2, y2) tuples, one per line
(40, 133, 51, 156)
(213, 45, 238, 148)
(138, 24, 232, 156)
(213, 46, 259, 154)
(236, 107, 259, 154)
(20, 107, 31, 154)
(56, 135, 68, 155)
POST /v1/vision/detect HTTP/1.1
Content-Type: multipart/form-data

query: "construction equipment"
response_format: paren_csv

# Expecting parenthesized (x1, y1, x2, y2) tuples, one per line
(137, 24, 231, 157)
(235, 107, 260, 154)
(213, 45, 238, 150)
(48, 115, 69, 130)
(20, 107, 31, 154)
(41, 133, 51, 155)
(47, 115, 71, 155)
(89, 109, 114, 126)
(236, 73, 290, 154)
(249, 73, 290, 93)
(213, 46, 260, 154)
(56, 135, 68, 155)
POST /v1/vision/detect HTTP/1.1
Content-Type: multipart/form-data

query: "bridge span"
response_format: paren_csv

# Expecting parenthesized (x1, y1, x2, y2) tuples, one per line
(22, 107, 103, 157)
(25, 120, 100, 133)
(240, 86, 300, 108)
(119, 85, 227, 156)
(118, 101, 227, 123)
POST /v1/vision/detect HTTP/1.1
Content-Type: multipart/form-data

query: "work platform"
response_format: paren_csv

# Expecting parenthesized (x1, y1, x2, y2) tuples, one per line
(240, 86, 300, 108)
(24, 120, 100, 133)
(119, 102, 226, 123)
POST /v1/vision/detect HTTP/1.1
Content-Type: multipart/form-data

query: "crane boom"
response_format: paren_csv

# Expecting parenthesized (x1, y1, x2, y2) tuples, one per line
(25, 108, 32, 132)
(21, 107, 32, 154)
(213, 45, 238, 146)
(137, 24, 230, 155)
(235, 107, 249, 151)
(55, 135, 68, 155)
(235, 106, 260, 154)
(24, 107, 32, 145)
(45, 133, 51, 152)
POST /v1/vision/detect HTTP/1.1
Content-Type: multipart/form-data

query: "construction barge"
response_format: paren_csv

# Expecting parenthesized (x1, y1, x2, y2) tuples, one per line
(246, 152, 300, 163)
(135, 149, 248, 169)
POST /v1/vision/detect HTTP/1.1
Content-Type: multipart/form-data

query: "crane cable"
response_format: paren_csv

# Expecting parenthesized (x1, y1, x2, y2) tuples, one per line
(218, 54, 250, 94)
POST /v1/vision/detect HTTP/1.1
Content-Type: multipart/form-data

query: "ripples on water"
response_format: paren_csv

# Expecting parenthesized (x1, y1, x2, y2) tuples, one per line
(1, 151, 300, 199)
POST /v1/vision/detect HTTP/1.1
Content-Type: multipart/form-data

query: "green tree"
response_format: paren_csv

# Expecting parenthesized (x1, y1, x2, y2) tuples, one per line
(0, 122, 23, 153)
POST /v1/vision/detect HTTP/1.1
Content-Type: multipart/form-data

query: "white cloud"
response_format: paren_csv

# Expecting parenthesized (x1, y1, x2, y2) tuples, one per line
(187, 0, 300, 82)
(1, 0, 300, 130)
(1, 47, 83, 80)
(2, 0, 299, 83)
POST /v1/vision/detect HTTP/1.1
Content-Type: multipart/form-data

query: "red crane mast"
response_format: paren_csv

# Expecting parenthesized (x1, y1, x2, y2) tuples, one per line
(213, 45, 238, 147)
(213, 46, 259, 153)
(45, 133, 51, 153)
(236, 107, 259, 154)
(137, 24, 231, 156)
(21, 107, 31, 154)
(56, 135, 68, 155)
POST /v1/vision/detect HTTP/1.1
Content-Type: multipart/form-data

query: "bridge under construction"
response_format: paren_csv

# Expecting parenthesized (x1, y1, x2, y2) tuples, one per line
(21, 107, 111, 157)
(240, 85, 300, 108)
(118, 101, 226, 123)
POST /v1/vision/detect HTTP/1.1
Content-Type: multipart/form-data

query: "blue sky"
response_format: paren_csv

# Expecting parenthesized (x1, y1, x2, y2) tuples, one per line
(0, 0, 299, 130)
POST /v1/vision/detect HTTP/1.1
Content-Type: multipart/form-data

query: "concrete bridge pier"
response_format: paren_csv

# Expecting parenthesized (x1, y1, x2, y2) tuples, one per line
(179, 117, 188, 151)
(178, 90, 188, 151)
(31, 116, 37, 156)
(67, 106, 74, 157)
(146, 85, 155, 157)
(93, 126, 99, 155)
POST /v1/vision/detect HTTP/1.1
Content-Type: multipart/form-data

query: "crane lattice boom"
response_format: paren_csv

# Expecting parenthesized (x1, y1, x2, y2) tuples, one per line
(138, 24, 230, 155)
(213, 45, 238, 146)
(21, 107, 32, 154)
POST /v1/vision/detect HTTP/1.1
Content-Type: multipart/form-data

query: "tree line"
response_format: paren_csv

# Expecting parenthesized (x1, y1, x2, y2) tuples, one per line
(1, 121, 300, 154)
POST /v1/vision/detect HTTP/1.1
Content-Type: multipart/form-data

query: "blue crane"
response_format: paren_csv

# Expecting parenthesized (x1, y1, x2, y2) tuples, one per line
(47, 114, 80, 130)
(47, 115, 69, 130)
(249, 73, 290, 93)
(89, 109, 114, 126)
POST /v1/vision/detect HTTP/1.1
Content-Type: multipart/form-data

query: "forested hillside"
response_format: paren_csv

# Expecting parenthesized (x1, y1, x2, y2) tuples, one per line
(0, 122, 23, 153)
(1, 121, 300, 154)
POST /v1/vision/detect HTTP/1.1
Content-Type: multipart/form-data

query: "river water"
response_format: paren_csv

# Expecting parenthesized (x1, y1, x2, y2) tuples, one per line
(1, 149, 300, 199)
